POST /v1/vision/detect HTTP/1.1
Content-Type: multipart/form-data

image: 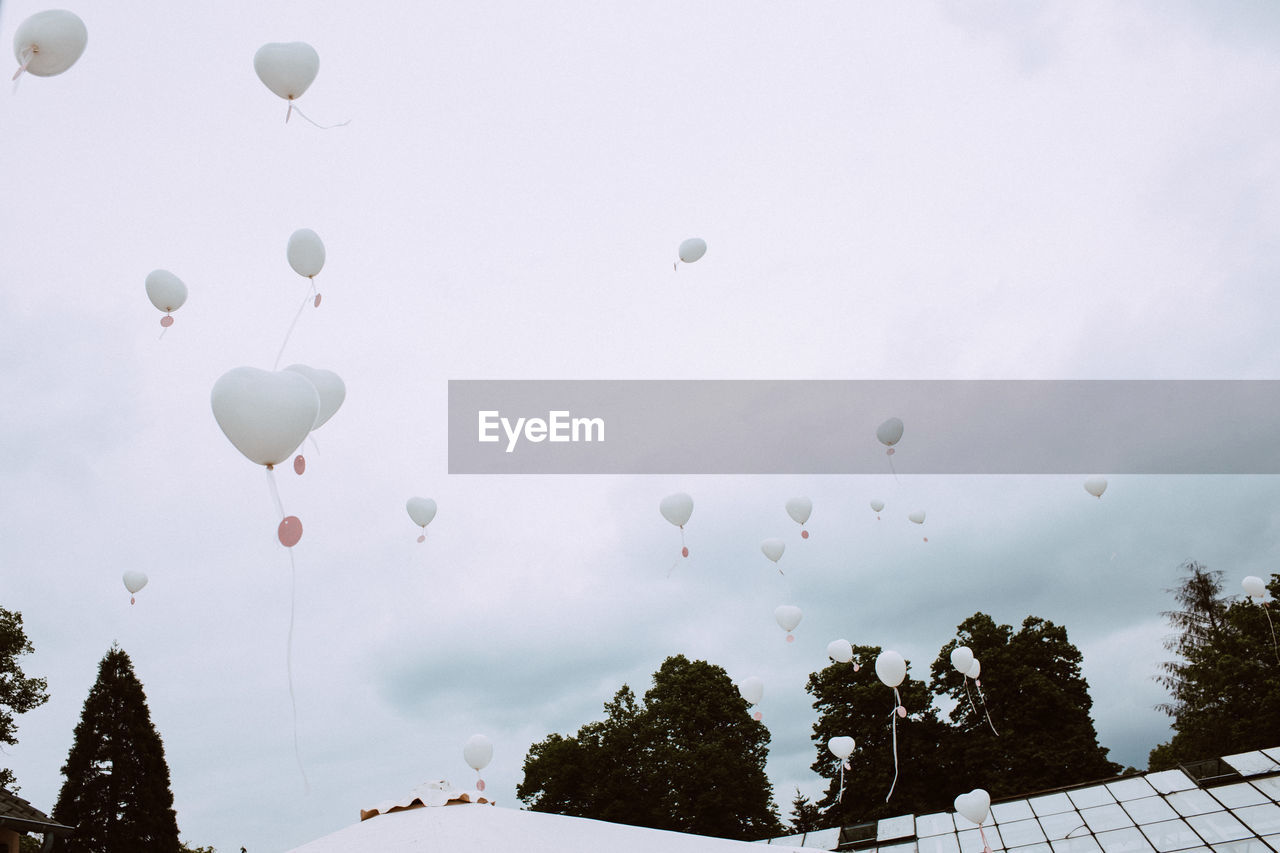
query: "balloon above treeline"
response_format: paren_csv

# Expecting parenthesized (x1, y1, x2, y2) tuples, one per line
(463, 734, 493, 791)
(774, 605, 802, 642)
(122, 571, 147, 605)
(145, 270, 187, 329)
(659, 492, 693, 558)
(738, 675, 763, 720)
(13, 10, 87, 80)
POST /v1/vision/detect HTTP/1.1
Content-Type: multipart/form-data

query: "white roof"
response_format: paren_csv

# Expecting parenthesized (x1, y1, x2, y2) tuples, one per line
(286, 797, 806, 853)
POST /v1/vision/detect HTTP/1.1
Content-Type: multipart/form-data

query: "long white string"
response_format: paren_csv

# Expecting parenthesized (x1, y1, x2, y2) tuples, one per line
(273, 291, 312, 370)
(886, 687, 901, 802)
(265, 467, 308, 790)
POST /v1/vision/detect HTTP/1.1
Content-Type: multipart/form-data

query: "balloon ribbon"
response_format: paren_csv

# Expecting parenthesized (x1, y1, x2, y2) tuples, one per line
(979, 826, 993, 853)
(266, 467, 309, 791)
(886, 687, 901, 802)
(973, 680, 999, 736)
(837, 758, 851, 803)
(1263, 602, 1279, 666)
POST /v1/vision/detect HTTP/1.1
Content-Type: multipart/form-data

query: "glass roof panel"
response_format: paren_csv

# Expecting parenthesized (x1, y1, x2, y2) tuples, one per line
(1032, 795, 1078, 817)
(1000, 819, 1049, 847)
(995, 802, 1038, 824)
(1051, 837, 1102, 853)
(1222, 753, 1280, 777)
(1208, 841, 1272, 853)
(1147, 772, 1198, 795)
(1096, 827, 1156, 853)
(959, 827, 1004, 852)
(1140, 818, 1204, 852)
(878, 841, 919, 853)
(1072, 787, 1120, 809)
(1186, 812, 1250, 844)
(1041, 812, 1091, 841)
(1213, 785, 1269, 810)
(918, 832, 962, 853)
(1123, 797, 1180, 825)
(1083, 805, 1137, 833)
(1233, 804, 1280, 837)
(1108, 779, 1159, 802)
(917, 813, 957, 837)
(1168, 790, 1223, 817)
(880, 815, 917, 840)
(1252, 779, 1280, 803)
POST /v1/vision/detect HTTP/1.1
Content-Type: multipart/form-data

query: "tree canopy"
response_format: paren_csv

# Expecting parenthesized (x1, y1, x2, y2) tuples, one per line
(52, 645, 182, 853)
(1149, 562, 1280, 769)
(0, 606, 50, 792)
(518, 655, 782, 840)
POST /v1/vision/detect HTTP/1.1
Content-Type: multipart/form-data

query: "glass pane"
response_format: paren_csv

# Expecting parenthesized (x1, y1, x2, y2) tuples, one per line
(1168, 790, 1222, 817)
(959, 827, 1004, 852)
(1234, 804, 1280, 837)
(881, 815, 917, 840)
(1001, 820, 1049, 847)
(919, 834, 962, 853)
(1209, 841, 1272, 853)
(1186, 812, 1250, 844)
(1264, 836, 1280, 852)
(1072, 787, 1119, 809)
(1052, 837, 1103, 853)
(1212, 784, 1269, 809)
(805, 828, 840, 849)
(1041, 812, 1091, 841)
(1084, 805, 1136, 832)
(1123, 797, 1179, 824)
(1140, 818, 1204, 852)
(1009, 844, 1053, 853)
(879, 842, 919, 853)
(1254, 779, 1280, 803)
(1109, 779, 1159, 802)
(1096, 827, 1156, 853)
(1147, 772, 1197, 795)
(1222, 752, 1280, 777)
(1033, 794, 1077, 816)
(995, 802, 1038, 823)
(918, 813, 957, 837)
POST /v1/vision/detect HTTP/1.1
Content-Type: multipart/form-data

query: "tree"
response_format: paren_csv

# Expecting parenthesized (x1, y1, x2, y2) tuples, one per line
(518, 655, 782, 839)
(1149, 562, 1280, 769)
(0, 607, 51, 791)
(928, 613, 1120, 798)
(807, 645, 959, 826)
(52, 645, 181, 853)
(788, 789, 823, 834)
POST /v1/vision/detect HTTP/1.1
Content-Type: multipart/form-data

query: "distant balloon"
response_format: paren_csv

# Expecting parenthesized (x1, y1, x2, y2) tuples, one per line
(954, 789, 991, 826)
(254, 42, 319, 121)
(967, 658, 981, 679)
(145, 270, 187, 328)
(463, 734, 493, 772)
(870, 499, 884, 519)
(287, 228, 326, 279)
(407, 497, 437, 542)
(739, 676, 764, 707)
(13, 10, 87, 79)
(876, 417, 904, 449)
(1084, 477, 1107, 498)
(761, 538, 785, 564)
(660, 492, 693, 558)
(827, 639, 853, 663)
(774, 605, 802, 642)
(950, 645, 974, 675)
(875, 650, 906, 688)
(1242, 576, 1266, 600)
(676, 238, 707, 269)
(828, 736, 855, 760)
(908, 510, 925, 525)
(786, 497, 812, 538)
(122, 571, 147, 605)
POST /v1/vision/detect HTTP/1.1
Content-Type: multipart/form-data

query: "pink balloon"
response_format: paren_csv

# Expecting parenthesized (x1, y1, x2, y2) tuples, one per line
(293, 455, 306, 475)
(853, 662, 861, 672)
(752, 711, 762, 721)
(801, 529, 809, 539)
(681, 546, 689, 558)
(896, 706, 907, 718)
(476, 779, 485, 791)
(160, 315, 174, 328)
(313, 294, 322, 308)
(417, 534, 426, 543)
(886, 448, 895, 456)
(786, 634, 795, 643)
(278, 516, 303, 547)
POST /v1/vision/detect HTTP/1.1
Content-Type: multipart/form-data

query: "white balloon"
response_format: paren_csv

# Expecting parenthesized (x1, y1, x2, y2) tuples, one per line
(967, 658, 981, 679)
(287, 228, 326, 278)
(145, 269, 187, 313)
(828, 736, 856, 760)
(739, 676, 764, 706)
(659, 493, 693, 528)
(908, 510, 926, 525)
(406, 497, 437, 528)
(283, 364, 345, 429)
(774, 605, 803, 633)
(875, 650, 906, 688)
(678, 238, 707, 264)
(876, 417, 904, 447)
(254, 42, 319, 101)
(954, 789, 991, 826)
(122, 571, 148, 595)
(785, 497, 812, 526)
(827, 639, 853, 663)
(950, 646, 974, 674)
(13, 10, 87, 78)
(463, 734, 493, 772)
(1242, 576, 1266, 599)
(211, 367, 319, 467)
(870, 499, 885, 513)
(1084, 477, 1108, 498)
(761, 538, 785, 563)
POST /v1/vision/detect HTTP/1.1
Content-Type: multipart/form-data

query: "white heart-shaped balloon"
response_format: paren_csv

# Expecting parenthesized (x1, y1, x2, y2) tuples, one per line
(659, 493, 693, 527)
(211, 367, 319, 467)
(954, 788, 991, 826)
(876, 417, 904, 447)
(950, 645, 974, 674)
(287, 228, 326, 278)
(827, 638, 853, 663)
(283, 364, 345, 429)
(678, 238, 706, 264)
(1242, 575, 1266, 599)
(739, 675, 763, 706)
(908, 510, 926, 524)
(406, 497, 437, 528)
(774, 605, 802, 633)
(1084, 477, 1107, 498)
(14, 10, 87, 77)
(828, 736, 855, 759)
(967, 658, 981, 679)
(761, 538, 785, 563)
(870, 499, 885, 513)
(785, 496, 812, 525)
(145, 269, 187, 313)
(254, 42, 319, 101)
(463, 734, 492, 772)
(122, 571, 148, 594)
(875, 650, 906, 688)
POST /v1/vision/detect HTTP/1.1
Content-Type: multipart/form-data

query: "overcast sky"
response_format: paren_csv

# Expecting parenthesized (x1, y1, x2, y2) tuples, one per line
(4, 1, 1280, 851)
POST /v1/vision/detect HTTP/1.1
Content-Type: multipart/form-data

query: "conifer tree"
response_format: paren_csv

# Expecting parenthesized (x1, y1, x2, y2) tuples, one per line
(52, 645, 181, 853)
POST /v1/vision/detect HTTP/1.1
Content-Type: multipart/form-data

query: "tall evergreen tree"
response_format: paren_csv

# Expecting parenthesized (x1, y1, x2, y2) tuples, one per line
(0, 607, 50, 791)
(52, 645, 181, 853)
(518, 655, 782, 840)
(807, 644, 958, 825)
(928, 613, 1120, 798)
(1149, 563, 1280, 769)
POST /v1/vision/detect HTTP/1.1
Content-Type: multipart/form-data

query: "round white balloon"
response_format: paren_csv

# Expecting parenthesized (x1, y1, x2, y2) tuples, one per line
(785, 497, 812, 526)
(955, 789, 991, 826)
(283, 364, 345, 429)
(211, 367, 319, 467)
(761, 538, 785, 563)
(875, 650, 906, 688)
(1242, 576, 1265, 599)
(1084, 477, 1108, 498)
(145, 269, 187, 313)
(827, 639, 853, 663)
(828, 736, 855, 759)
(659, 493, 693, 527)
(876, 417, 904, 447)
(870, 499, 885, 513)
(254, 42, 319, 101)
(463, 734, 493, 772)
(739, 676, 764, 706)
(678, 238, 707, 264)
(287, 228, 326, 278)
(407, 497, 437, 528)
(122, 571, 148, 595)
(950, 646, 974, 674)
(13, 10, 87, 77)
(774, 605, 803, 633)
(967, 658, 981, 679)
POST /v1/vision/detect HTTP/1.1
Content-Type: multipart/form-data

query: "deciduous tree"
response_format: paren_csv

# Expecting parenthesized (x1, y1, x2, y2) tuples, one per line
(0, 607, 50, 792)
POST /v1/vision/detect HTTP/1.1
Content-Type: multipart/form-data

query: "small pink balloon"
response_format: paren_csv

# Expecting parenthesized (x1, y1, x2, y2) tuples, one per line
(786, 634, 795, 643)
(681, 546, 689, 558)
(923, 537, 928, 542)
(853, 662, 861, 672)
(293, 455, 306, 475)
(975, 679, 981, 688)
(801, 529, 809, 539)
(278, 516, 303, 547)
(886, 448, 895, 456)
(417, 534, 426, 543)
(476, 779, 485, 791)
(752, 711, 762, 721)
(160, 315, 174, 328)
(896, 706, 907, 718)
(130, 596, 136, 605)
(314, 293, 322, 308)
